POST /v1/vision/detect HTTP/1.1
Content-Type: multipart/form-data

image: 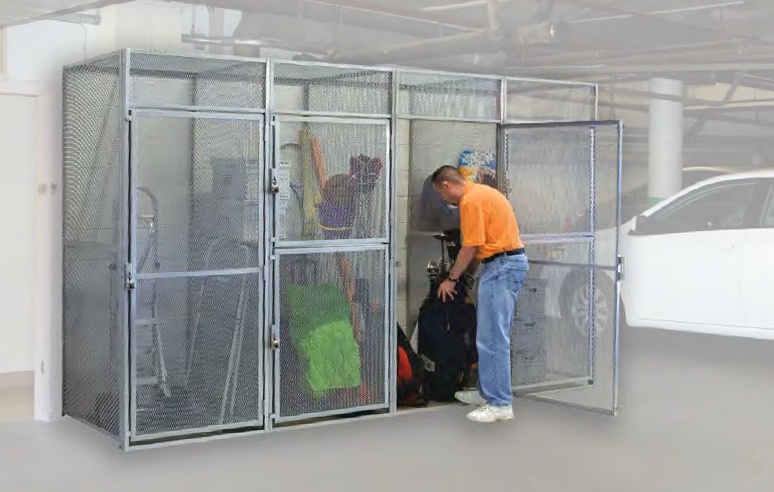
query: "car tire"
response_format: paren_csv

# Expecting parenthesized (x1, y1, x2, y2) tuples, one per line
(560, 273, 616, 339)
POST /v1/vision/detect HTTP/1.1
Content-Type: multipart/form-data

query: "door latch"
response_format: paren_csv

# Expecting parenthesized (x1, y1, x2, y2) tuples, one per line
(616, 255, 624, 282)
(271, 176, 280, 194)
(271, 333, 280, 349)
(124, 263, 136, 291)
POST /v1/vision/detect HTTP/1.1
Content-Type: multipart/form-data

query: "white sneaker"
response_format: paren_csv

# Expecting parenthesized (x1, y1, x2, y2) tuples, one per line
(455, 390, 486, 406)
(466, 404, 515, 423)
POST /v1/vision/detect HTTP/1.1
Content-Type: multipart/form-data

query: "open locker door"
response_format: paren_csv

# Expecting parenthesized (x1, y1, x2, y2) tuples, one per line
(499, 120, 623, 415)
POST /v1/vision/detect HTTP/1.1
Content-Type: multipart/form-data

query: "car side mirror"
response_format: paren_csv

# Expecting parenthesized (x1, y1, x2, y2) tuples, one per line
(631, 214, 654, 236)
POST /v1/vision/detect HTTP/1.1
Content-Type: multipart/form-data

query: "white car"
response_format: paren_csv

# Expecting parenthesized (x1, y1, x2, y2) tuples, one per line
(543, 168, 774, 340)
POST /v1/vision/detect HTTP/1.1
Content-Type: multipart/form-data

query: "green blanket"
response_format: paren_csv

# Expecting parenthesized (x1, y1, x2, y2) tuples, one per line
(285, 283, 362, 398)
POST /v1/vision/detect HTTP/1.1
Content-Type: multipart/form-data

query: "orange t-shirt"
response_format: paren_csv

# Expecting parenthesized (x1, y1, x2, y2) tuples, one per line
(459, 182, 524, 261)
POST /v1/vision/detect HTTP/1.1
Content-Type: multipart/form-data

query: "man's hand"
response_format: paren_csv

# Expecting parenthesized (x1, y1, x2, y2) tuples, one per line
(437, 279, 457, 302)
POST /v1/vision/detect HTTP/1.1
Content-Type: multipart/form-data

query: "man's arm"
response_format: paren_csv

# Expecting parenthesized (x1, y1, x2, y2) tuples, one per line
(448, 246, 478, 281)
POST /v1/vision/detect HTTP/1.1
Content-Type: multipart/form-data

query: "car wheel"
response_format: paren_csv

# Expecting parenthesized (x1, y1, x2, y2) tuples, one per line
(561, 274, 615, 338)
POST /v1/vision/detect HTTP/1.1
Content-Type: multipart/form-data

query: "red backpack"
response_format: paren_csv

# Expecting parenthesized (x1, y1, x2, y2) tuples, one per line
(396, 324, 428, 408)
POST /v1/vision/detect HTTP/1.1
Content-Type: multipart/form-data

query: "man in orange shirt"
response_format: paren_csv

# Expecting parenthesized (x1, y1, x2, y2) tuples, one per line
(431, 165, 529, 423)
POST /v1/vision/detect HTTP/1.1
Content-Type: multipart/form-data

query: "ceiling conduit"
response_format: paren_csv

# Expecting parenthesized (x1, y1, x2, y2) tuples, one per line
(215, 0, 480, 41)
(324, 0, 560, 64)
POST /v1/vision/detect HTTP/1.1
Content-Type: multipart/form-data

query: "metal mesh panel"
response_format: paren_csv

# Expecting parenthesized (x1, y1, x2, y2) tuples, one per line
(130, 112, 265, 439)
(62, 54, 124, 436)
(129, 52, 266, 109)
(132, 272, 262, 438)
(514, 243, 594, 385)
(134, 115, 263, 274)
(592, 124, 624, 239)
(272, 62, 391, 115)
(506, 79, 595, 122)
(514, 263, 617, 412)
(275, 120, 388, 243)
(509, 122, 622, 414)
(398, 71, 501, 120)
(276, 248, 388, 422)
(504, 125, 593, 235)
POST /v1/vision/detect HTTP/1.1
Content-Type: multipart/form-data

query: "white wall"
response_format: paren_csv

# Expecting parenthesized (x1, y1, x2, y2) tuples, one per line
(0, 3, 222, 424)
(0, 94, 39, 373)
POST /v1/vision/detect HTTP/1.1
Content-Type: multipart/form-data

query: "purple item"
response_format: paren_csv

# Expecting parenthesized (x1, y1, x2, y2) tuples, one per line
(316, 201, 357, 240)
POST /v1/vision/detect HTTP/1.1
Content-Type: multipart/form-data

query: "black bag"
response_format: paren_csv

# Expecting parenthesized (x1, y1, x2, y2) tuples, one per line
(396, 324, 428, 408)
(416, 278, 478, 402)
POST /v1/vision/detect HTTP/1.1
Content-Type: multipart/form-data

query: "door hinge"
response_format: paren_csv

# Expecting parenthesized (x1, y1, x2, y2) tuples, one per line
(616, 255, 624, 282)
(124, 262, 136, 291)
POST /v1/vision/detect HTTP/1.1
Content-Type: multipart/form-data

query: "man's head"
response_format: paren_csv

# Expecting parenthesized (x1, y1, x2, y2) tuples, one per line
(431, 165, 468, 205)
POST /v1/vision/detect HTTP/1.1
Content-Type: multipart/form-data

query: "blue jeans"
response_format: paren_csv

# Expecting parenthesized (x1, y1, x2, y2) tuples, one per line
(476, 253, 529, 407)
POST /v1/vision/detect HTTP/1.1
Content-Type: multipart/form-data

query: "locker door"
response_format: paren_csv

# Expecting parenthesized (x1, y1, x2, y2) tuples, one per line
(499, 120, 624, 415)
(127, 110, 266, 442)
(269, 116, 392, 424)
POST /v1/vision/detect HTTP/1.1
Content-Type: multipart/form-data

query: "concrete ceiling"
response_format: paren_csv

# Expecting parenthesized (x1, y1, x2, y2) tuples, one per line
(0, 0, 126, 26)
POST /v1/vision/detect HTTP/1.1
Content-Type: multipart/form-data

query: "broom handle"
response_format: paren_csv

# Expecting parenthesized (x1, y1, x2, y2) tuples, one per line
(310, 137, 328, 187)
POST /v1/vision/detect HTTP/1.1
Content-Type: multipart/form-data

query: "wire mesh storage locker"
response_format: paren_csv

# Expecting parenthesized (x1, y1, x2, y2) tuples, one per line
(62, 48, 621, 450)
(63, 51, 269, 448)
(268, 61, 394, 424)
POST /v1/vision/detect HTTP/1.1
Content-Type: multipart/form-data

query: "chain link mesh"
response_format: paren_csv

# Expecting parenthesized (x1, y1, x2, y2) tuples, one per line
(506, 80, 596, 122)
(272, 62, 391, 115)
(276, 248, 388, 422)
(398, 71, 501, 121)
(62, 54, 124, 436)
(129, 52, 266, 109)
(275, 120, 388, 242)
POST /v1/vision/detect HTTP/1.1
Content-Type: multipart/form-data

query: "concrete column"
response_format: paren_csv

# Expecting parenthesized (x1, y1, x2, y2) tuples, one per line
(648, 77, 684, 206)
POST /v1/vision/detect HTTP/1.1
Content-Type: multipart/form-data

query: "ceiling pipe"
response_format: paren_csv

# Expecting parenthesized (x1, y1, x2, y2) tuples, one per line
(517, 44, 774, 69)
(1, 0, 129, 27)
(326, 19, 560, 64)
(685, 76, 742, 141)
(570, 1, 746, 24)
(302, 0, 484, 30)
(326, 29, 499, 64)
(38, 13, 102, 25)
(486, 0, 501, 34)
(559, 0, 774, 47)
(206, 0, 478, 40)
(504, 61, 774, 76)
(593, 99, 774, 129)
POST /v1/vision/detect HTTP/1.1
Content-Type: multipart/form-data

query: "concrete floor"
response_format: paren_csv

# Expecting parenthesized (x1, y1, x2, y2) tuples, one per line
(1, 326, 774, 491)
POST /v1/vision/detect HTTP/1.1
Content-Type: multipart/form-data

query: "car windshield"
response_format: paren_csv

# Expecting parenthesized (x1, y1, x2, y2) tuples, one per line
(566, 185, 648, 232)
(566, 168, 733, 232)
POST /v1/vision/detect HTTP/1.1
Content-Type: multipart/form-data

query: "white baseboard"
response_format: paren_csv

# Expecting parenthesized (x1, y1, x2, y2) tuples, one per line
(0, 371, 34, 390)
